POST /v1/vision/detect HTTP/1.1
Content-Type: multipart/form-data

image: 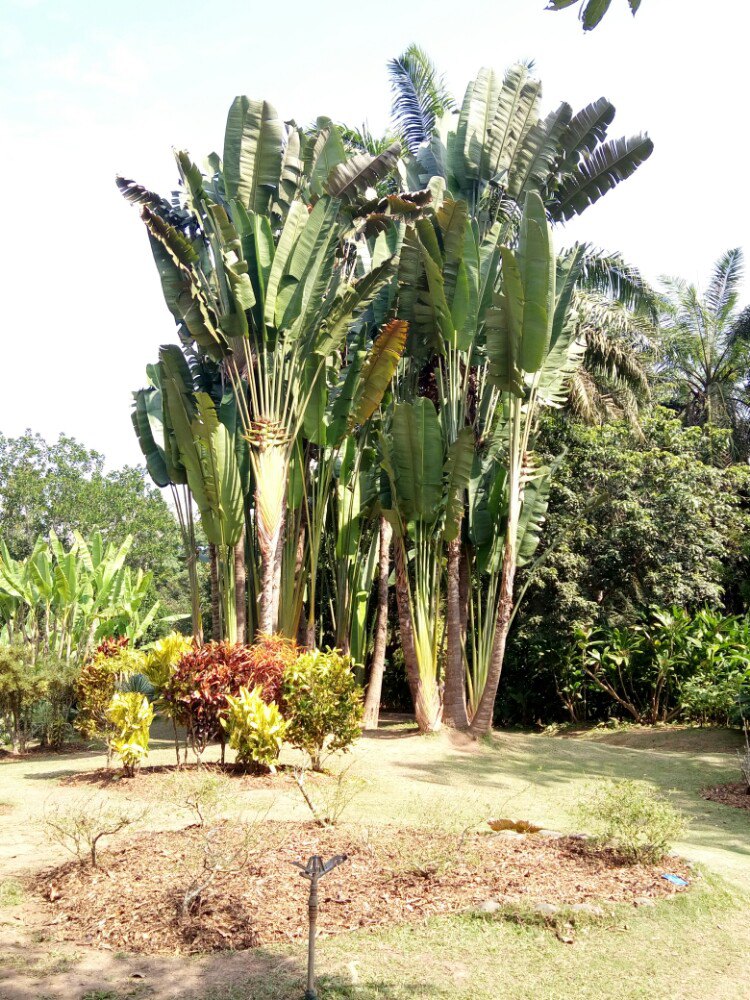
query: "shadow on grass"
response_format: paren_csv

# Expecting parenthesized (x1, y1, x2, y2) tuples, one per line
(392, 729, 750, 871)
(202, 959, 454, 1000)
(0, 938, 452, 1000)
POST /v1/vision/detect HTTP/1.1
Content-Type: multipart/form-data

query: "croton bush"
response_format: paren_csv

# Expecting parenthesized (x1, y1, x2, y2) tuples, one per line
(162, 635, 361, 769)
(163, 634, 299, 761)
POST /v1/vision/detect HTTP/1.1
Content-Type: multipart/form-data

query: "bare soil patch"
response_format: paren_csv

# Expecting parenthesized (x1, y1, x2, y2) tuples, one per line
(702, 781, 750, 811)
(33, 822, 690, 956)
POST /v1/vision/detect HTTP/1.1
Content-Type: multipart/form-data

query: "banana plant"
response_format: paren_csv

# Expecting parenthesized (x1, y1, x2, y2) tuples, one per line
(119, 100, 404, 635)
(0, 531, 160, 663)
(466, 193, 587, 734)
(400, 62, 653, 231)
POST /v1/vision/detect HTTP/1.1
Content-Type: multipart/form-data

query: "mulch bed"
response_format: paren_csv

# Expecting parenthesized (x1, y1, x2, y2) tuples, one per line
(61, 763, 286, 801)
(702, 781, 750, 811)
(34, 822, 691, 955)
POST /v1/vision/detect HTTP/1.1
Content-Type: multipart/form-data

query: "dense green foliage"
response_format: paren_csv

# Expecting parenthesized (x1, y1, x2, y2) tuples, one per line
(283, 649, 363, 770)
(106, 691, 154, 776)
(0, 432, 187, 617)
(501, 411, 750, 724)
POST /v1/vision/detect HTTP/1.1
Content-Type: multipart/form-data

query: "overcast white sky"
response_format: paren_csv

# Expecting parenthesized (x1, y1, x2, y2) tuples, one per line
(1, 0, 747, 470)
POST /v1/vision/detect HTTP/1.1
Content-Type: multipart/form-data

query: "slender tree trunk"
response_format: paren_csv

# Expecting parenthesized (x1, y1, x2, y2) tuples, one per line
(258, 506, 285, 635)
(459, 546, 470, 647)
(209, 544, 221, 641)
(443, 537, 469, 729)
(363, 517, 392, 730)
(469, 538, 517, 736)
(234, 526, 247, 645)
(393, 536, 442, 733)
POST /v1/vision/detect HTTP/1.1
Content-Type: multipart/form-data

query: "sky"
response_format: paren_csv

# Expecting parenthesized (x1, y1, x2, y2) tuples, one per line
(1, 0, 747, 470)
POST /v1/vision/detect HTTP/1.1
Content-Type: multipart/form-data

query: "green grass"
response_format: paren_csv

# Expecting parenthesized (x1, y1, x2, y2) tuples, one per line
(197, 878, 747, 1000)
(0, 723, 748, 999)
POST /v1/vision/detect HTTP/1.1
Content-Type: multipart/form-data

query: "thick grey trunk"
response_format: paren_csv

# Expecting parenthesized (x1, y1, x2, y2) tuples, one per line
(469, 539, 517, 736)
(443, 537, 469, 729)
(362, 517, 392, 730)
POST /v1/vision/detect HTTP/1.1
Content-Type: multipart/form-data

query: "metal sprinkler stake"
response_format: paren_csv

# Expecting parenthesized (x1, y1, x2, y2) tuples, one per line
(292, 853, 348, 1000)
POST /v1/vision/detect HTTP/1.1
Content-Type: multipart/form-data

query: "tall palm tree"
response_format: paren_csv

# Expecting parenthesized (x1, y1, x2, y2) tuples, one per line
(656, 248, 750, 457)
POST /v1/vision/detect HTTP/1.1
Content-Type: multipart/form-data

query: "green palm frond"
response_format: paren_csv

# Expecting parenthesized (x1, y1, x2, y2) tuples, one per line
(388, 44, 455, 153)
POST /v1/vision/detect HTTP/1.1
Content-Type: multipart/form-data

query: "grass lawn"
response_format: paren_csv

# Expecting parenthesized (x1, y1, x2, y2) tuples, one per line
(0, 722, 747, 999)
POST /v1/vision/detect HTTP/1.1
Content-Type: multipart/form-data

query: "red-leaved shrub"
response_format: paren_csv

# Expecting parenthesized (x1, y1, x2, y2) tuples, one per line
(94, 636, 130, 659)
(163, 635, 299, 759)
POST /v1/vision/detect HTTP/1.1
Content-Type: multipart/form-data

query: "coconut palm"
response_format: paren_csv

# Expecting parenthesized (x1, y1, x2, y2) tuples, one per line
(656, 248, 750, 458)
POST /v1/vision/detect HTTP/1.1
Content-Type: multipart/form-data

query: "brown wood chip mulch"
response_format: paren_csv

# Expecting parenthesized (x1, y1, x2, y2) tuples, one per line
(34, 822, 691, 955)
(702, 781, 750, 811)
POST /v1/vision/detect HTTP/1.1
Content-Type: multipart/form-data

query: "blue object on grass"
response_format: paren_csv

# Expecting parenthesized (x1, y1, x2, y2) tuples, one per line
(661, 873, 688, 886)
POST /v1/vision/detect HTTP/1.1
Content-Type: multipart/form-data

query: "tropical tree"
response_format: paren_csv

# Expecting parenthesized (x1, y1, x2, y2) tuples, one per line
(382, 61, 652, 733)
(396, 60, 653, 227)
(120, 103, 406, 637)
(0, 432, 185, 617)
(656, 249, 750, 458)
(388, 44, 455, 153)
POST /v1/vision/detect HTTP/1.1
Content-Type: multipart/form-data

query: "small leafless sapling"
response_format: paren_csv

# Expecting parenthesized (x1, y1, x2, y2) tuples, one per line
(43, 797, 143, 868)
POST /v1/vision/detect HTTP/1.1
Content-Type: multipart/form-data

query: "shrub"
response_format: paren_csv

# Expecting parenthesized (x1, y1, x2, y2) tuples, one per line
(222, 686, 287, 770)
(143, 632, 194, 690)
(242, 633, 299, 703)
(44, 796, 141, 867)
(163, 637, 297, 761)
(577, 779, 686, 864)
(166, 771, 273, 925)
(33, 658, 78, 748)
(75, 639, 147, 748)
(283, 648, 363, 771)
(0, 643, 48, 752)
(106, 691, 153, 776)
(292, 764, 365, 827)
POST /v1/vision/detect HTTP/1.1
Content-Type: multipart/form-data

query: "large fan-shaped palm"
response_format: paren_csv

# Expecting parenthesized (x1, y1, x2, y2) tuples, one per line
(395, 60, 653, 229)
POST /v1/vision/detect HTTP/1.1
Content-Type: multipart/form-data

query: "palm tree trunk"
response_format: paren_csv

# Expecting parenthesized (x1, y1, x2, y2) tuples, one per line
(363, 517, 392, 730)
(469, 537, 517, 736)
(234, 525, 247, 644)
(258, 507, 285, 636)
(393, 536, 441, 733)
(209, 543, 221, 641)
(443, 537, 469, 729)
